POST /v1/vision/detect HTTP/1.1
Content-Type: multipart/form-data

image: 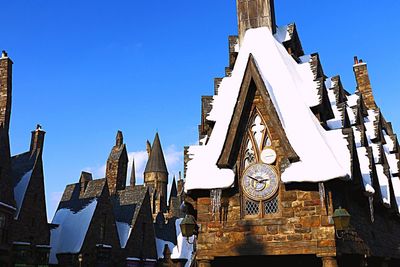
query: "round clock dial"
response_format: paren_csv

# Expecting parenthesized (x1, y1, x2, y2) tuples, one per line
(242, 163, 279, 201)
(260, 148, 277, 164)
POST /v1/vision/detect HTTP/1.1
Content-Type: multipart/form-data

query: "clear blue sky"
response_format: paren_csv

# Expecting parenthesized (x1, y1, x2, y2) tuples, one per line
(2, 0, 400, 220)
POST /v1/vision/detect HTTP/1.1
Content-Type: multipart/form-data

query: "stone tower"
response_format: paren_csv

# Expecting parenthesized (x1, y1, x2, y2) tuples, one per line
(236, 0, 276, 43)
(144, 133, 168, 214)
(106, 130, 128, 195)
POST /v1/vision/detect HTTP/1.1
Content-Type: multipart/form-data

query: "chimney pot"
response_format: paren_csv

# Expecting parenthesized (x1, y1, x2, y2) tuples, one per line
(354, 56, 359, 65)
(1, 50, 7, 58)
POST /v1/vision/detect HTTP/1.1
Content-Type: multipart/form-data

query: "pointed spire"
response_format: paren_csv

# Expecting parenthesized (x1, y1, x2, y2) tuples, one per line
(116, 130, 123, 146)
(130, 156, 136, 187)
(144, 133, 168, 174)
(170, 176, 178, 199)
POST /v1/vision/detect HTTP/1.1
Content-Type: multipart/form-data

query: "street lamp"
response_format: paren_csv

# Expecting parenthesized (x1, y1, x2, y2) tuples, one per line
(180, 214, 198, 243)
(332, 207, 351, 238)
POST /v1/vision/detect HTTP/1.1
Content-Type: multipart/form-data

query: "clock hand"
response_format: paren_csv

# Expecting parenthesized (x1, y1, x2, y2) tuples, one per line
(247, 175, 259, 182)
(258, 178, 270, 182)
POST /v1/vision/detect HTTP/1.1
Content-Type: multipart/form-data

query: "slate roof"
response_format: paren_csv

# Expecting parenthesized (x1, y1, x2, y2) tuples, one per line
(49, 178, 107, 264)
(111, 185, 148, 248)
(144, 133, 168, 174)
(168, 177, 178, 205)
(11, 151, 38, 218)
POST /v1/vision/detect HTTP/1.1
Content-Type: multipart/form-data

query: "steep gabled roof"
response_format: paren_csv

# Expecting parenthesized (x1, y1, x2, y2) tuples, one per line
(49, 178, 107, 264)
(11, 150, 38, 218)
(185, 26, 351, 191)
(144, 133, 168, 174)
(169, 177, 178, 205)
(111, 185, 148, 248)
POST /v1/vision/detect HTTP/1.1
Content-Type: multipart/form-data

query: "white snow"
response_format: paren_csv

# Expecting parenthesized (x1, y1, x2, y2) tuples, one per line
(116, 221, 132, 248)
(0, 201, 16, 211)
(274, 25, 291, 43)
(49, 199, 98, 264)
(364, 110, 378, 141)
(376, 164, 391, 207)
(14, 170, 33, 219)
(156, 218, 194, 267)
(185, 27, 351, 191)
(346, 94, 359, 107)
(391, 176, 400, 213)
(356, 146, 375, 195)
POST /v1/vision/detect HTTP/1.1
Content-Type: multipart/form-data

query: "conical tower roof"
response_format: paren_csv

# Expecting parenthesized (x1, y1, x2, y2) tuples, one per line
(144, 133, 168, 174)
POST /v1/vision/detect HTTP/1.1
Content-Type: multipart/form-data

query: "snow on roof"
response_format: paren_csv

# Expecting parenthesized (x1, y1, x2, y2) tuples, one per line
(14, 170, 33, 219)
(49, 199, 98, 264)
(116, 221, 132, 248)
(274, 25, 291, 43)
(185, 27, 351, 191)
(376, 164, 391, 207)
(156, 218, 194, 267)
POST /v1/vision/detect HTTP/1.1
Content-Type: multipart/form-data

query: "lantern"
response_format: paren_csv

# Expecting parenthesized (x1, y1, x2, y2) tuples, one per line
(332, 207, 351, 231)
(180, 215, 197, 238)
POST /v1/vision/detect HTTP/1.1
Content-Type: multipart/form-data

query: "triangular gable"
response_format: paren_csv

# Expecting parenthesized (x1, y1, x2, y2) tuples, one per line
(217, 54, 299, 169)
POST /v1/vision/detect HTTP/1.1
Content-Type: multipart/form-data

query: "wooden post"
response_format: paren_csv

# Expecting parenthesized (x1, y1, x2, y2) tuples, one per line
(322, 256, 338, 267)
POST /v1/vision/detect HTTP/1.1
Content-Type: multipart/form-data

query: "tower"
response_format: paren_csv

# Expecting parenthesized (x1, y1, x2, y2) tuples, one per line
(144, 133, 168, 214)
(236, 0, 276, 43)
(106, 130, 128, 195)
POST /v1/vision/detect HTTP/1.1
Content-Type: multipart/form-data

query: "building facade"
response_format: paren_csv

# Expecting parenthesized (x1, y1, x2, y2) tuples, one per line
(184, 1, 400, 267)
(0, 51, 51, 266)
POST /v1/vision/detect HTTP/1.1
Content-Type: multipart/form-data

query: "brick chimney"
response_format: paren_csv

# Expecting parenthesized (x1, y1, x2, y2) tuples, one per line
(30, 124, 46, 153)
(353, 56, 377, 110)
(236, 0, 276, 44)
(0, 50, 13, 132)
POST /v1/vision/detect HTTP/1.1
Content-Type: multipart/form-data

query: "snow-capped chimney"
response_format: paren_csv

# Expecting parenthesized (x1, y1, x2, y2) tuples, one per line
(0, 50, 13, 132)
(236, 0, 276, 44)
(30, 124, 46, 153)
(353, 56, 377, 110)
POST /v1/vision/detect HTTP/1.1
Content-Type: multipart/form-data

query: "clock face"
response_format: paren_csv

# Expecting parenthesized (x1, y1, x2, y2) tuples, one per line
(260, 148, 277, 164)
(242, 163, 279, 201)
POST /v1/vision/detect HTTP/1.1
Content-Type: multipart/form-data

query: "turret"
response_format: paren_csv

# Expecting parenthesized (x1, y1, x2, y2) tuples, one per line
(106, 130, 128, 195)
(236, 0, 276, 44)
(144, 133, 168, 214)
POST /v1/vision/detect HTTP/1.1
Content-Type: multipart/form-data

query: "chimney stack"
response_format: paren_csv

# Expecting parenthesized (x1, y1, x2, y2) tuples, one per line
(236, 0, 276, 44)
(353, 56, 377, 110)
(30, 124, 46, 153)
(0, 50, 13, 132)
(116, 130, 123, 146)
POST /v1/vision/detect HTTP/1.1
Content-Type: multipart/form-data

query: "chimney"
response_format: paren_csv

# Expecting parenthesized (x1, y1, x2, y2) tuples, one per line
(236, 0, 276, 44)
(353, 56, 377, 110)
(177, 171, 184, 194)
(79, 171, 93, 195)
(30, 124, 46, 153)
(0, 50, 13, 132)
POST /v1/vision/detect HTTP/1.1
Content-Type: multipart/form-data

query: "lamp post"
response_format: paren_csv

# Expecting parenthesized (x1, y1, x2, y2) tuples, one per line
(332, 207, 351, 238)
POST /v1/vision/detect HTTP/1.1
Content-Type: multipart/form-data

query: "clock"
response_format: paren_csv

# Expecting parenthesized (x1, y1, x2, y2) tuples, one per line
(260, 148, 277, 164)
(242, 163, 279, 201)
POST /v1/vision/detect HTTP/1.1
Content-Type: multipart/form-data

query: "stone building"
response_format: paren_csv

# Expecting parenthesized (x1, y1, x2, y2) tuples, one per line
(0, 51, 51, 266)
(184, 1, 400, 267)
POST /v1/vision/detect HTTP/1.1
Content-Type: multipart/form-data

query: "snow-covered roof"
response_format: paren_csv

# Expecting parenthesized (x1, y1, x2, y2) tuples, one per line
(11, 151, 37, 219)
(49, 198, 98, 264)
(156, 218, 194, 267)
(185, 24, 400, 212)
(185, 27, 351, 191)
